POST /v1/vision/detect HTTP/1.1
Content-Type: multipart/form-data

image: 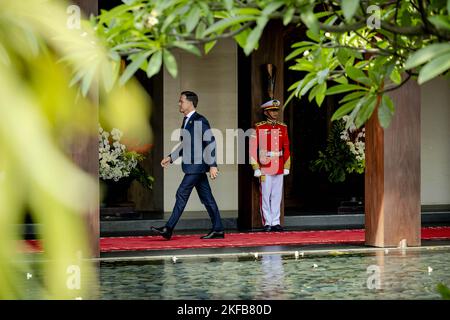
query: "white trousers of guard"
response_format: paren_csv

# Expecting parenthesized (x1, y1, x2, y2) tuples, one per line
(259, 174, 283, 226)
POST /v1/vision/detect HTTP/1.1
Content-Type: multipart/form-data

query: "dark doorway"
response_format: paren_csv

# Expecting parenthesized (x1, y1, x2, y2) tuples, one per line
(283, 26, 364, 216)
(98, 0, 164, 220)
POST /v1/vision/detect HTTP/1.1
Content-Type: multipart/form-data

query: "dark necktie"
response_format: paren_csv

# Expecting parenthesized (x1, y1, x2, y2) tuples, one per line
(180, 116, 188, 141)
(181, 116, 188, 129)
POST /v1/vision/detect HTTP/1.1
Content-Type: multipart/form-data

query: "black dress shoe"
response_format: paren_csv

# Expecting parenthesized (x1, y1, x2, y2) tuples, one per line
(150, 226, 172, 240)
(272, 224, 284, 232)
(263, 225, 271, 232)
(200, 230, 224, 239)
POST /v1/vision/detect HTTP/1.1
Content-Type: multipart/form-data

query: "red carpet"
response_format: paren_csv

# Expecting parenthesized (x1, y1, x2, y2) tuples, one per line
(24, 226, 450, 253)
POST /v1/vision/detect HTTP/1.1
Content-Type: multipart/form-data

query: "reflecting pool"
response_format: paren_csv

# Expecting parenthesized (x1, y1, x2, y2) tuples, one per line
(99, 247, 450, 299)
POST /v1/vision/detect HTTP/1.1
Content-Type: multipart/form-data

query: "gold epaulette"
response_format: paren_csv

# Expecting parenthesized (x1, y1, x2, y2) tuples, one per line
(276, 120, 287, 126)
(255, 121, 267, 127)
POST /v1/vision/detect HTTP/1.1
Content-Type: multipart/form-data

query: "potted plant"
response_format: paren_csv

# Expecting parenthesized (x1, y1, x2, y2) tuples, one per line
(310, 115, 365, 183)
(99, 125, 154, 207)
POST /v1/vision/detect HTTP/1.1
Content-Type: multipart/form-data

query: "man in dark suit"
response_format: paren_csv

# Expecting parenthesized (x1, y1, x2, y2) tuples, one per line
(151, 91, 225, 240)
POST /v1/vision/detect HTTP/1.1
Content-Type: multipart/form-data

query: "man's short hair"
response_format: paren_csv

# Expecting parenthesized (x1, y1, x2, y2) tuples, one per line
(181, 91, 198, 108)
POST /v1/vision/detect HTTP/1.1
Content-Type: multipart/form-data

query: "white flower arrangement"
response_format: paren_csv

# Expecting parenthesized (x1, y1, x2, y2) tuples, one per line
(311, 115, 365, 183)
(99, 126, 141, 182)
(341, 115, 365, 162)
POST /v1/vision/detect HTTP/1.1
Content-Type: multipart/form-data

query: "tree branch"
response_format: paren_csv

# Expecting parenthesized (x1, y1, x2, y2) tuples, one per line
(353, 30, 406, 59)
(378, 71, 412, 93)
(169, 21, 256, 45)
(321, 43, 390, 55)
(271, 10, 427, 36)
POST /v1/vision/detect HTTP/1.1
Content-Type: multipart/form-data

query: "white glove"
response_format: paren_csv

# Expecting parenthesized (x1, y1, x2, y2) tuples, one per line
(283, 169, 290, 176)
(254, 169, 262, 178)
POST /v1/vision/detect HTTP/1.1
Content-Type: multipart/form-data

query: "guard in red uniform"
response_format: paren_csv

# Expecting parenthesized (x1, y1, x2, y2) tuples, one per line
(250, 99, 291, 232)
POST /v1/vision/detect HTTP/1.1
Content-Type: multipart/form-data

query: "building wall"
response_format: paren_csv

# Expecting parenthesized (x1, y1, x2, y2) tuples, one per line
(163, 39, 238, 212)
(421, 76, 450, 205)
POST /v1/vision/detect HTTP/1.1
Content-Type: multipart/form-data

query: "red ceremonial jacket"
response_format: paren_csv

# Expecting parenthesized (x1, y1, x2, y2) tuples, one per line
(250, 119, 291, 175)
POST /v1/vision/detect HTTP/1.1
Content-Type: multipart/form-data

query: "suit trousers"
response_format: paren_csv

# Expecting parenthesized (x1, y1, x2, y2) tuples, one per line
(166, 173, 224, 231)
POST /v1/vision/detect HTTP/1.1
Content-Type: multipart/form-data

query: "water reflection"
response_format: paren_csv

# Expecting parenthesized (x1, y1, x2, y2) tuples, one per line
(256, 254, 288, 299)
(94, 247, 450, 299)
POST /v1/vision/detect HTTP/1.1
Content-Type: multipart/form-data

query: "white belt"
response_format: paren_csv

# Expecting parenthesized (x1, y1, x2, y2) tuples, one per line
(263, 151, 283, 157)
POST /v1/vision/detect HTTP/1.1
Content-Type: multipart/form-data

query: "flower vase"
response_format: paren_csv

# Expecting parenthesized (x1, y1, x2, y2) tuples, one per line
(101, 177, 135, 208)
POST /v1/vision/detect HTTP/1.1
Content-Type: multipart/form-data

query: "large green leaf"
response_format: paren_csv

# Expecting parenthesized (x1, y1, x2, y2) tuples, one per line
(119, 51, 152, 85)
(331, 98, 360, 121)
(285, 46, 314, 61)
(203, 16, 256, 37)
(98, 4, 139, 24)
(316, 68, 329, 84)
(146, 50, 162, 78)
(172, 41, 201, 56)
(163, 49, 178, 78)
(195, 21, 206, 39)
(292, 41, 315, 48)
(339, 91, 366, 103)
(204, 40, 217, 54)
(418, 52, 450, 84)
(428, 15, 450, 31)
(405, 43, 450, 69)
(315, 82, 327, 106)
(342, 0, 360, 20)
(233, 25, 251, 48)
(378, 94, 394, 128)
(234, 8, 261, 16)
(261, 1, 284, 16)
(300, 7, 319, 35)
(355, 95, 377, 128)
(336, 48, 350, 66)
(186, 7, 202, 33)
(161, 5, 190, 32)
(289, 60, 315, 72)
(288, 80, 302, 92)
(81, 63, 96, 96)
(345, 66, 371, 86)
(308, 83, 320, 102)
(111, 41, 152, 52)
(333, 76, 349, 84)
(389, 67, 402, 85)
(244, 17, 268, 55)
(224, 0, 233, 11)
(284, 7, 296, 26)
(102, 59, 119, 92)
(300, 77, 317, 96)
(326, 84, 368, 95)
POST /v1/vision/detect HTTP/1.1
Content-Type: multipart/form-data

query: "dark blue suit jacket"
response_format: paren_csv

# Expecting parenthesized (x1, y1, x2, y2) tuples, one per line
(169, 112, 217, 174)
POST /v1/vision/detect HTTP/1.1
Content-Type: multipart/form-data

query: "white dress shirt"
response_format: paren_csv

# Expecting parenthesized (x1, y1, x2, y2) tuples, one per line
(183, 110, 196, 128)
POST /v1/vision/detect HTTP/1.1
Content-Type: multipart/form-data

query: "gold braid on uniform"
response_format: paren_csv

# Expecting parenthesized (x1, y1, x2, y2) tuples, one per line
(250, 131, 260, 170)
(284, 156, 291, 169)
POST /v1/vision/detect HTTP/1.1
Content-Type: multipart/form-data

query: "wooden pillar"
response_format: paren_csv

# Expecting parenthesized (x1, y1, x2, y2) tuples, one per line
(70, 0, 99, 257)
(365, 79, 421, 247)
(129, 70, 164, 215)
(238, 21, 285, 230)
